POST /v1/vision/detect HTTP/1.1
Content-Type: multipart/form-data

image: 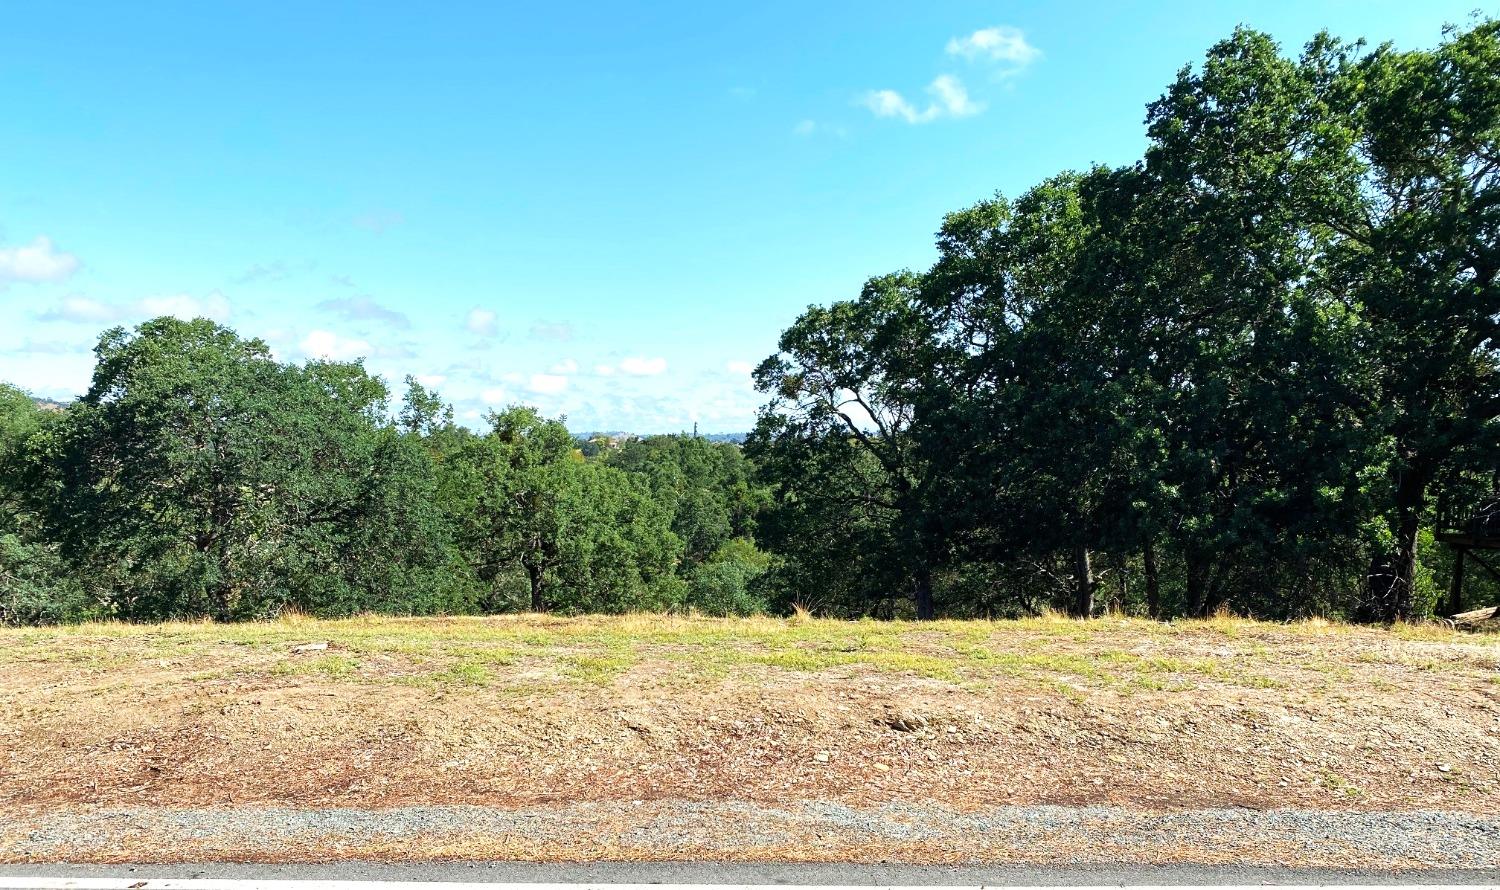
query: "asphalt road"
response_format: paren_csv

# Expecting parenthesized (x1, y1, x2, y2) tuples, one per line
(2, 863, 1499, 885)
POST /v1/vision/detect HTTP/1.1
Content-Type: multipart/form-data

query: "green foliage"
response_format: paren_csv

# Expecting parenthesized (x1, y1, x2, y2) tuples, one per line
(0, 534, 99, 625)
(605, 434, 768, 566)
(435, 407, 686, 614)
(32, 318, 459, 620)
(684, 538, 772, 616)
(3, 19, 1497, 627)
(751, 18, 1500, 623)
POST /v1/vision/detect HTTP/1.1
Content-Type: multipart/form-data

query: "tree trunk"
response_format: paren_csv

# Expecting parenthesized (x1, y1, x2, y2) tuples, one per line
(1185, 549, 1209, 617)
(1114, 558, 1128, 615)
(525, 558, 545, 613)
(1370, 469, 1429, 623)
(914, 564, 935, 621)
(1143, 539, 1161, 620)
(1448, 548, 1466, 617)
(1072, 545, 1094, 618)
(1203, 563, 1229, 617)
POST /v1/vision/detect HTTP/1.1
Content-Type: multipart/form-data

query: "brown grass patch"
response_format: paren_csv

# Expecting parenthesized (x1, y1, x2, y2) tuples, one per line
(2, 613, 1498, 820)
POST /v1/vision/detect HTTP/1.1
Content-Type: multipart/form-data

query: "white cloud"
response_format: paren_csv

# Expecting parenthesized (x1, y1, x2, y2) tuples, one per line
(862, 89, 922, 122)
(2, 338, 89, 356)
(929, 75, 981, 116)
(317, 295, 411, 329)
(529, 320, 575, 341)
(234, 261, 289, 285)
(138, 291, 231, 322)
(415, 374, 447, 388)
(300, 329, 371, 361)
(480, 387, 508, 404)
(861, 75, 982, 124)
(549, 358, 579, 374)
(37, 291, 231, 324)
(946, 26, 1041, 71)
(594, 364, 616, 377)
(726, 360, 755, 375)
(528, 373, 568, 395)
(618, 356, 668, 376)
(38, 296, 118, 324)
(466, 308, 498, 336)
(0, 236, 79, 285)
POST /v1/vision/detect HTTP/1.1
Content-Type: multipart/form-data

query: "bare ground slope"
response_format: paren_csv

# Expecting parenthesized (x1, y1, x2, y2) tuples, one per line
(2, 613, 1499, 865)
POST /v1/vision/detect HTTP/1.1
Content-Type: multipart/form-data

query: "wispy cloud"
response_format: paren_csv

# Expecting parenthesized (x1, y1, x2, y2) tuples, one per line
(618, 356, 668, 376)
(0, 236, 79, 285)
(37, 296, 118, 324)
(316, 295, 411, 329)
(528, 373, 568, 395)
(946, 26, 1041, 74)
(299, 329, 371, 362)
(858, 25, 1036, 127)
(234, 261, 290, 285)
(861, 75, 982, 124)
(529, 320, 574, 341)
(2, 338, 90, 356)
(466, 308, 499, 337)
(38, 291, 230, 324)
(138, 292, 231, 321)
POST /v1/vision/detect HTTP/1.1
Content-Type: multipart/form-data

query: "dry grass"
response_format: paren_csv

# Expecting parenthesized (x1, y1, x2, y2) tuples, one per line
(2, 612, 1499, 820)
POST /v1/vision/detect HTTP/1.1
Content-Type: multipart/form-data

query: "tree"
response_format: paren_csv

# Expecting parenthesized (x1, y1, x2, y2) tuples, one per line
(0, 385, 92, 624)
(1126, 28, 1378, 617)
(38, 317, 454, 619)
(399, 374, 454, 437)
(440, 406, 683, 613)
(750, 274, 950, 618)
(1328, 21, 1500, 620)
(605, 434, 767, 567)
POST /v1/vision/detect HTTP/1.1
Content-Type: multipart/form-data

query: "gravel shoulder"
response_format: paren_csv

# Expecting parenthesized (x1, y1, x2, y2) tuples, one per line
(5, 802, 1500, 869)
(5, 859, 1500, 885)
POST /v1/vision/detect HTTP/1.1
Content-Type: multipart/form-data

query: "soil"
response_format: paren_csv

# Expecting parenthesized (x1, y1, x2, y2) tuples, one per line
(2, 614, 1498, 864)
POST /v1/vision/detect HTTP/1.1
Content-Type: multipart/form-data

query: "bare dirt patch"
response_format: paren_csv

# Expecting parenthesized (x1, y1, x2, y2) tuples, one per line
(2, 613, 1499, 862)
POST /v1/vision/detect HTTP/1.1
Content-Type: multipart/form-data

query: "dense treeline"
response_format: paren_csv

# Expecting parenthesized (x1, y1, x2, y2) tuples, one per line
(748, 20, 1500, 623)
(2, 21, 1496, 624)
(0, 319, 774, 622)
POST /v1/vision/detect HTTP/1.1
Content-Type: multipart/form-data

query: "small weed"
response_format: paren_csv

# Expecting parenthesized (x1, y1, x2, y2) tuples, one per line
(274, 653, 357, 679)
(435, 662, 490, 686)
(566, 652, 635, 685)
(1319, 770, 1362, 797)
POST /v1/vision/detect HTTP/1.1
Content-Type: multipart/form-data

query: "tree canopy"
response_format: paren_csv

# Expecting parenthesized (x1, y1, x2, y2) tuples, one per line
(3, 19, 1497, 625)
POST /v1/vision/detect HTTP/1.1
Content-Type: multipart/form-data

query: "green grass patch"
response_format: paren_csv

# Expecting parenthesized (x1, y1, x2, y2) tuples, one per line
(274, 653, 358, 679)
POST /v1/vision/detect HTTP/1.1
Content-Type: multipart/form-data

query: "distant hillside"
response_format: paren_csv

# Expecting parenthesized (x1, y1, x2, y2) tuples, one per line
(575, 431, 747, 445)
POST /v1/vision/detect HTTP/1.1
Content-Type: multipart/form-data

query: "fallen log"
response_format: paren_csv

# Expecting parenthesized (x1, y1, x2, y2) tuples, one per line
(1449, 605, 1499, 628)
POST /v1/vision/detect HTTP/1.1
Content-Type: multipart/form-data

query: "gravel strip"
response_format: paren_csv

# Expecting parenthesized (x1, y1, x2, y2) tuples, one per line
(5, 802, 1500, 868)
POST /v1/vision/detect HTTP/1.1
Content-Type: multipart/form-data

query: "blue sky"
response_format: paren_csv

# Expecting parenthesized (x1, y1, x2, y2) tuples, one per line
(0, 1, 1488, 432)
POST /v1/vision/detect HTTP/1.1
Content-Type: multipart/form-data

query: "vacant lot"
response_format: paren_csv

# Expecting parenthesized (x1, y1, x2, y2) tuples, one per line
(3, 613, 1499, 864)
